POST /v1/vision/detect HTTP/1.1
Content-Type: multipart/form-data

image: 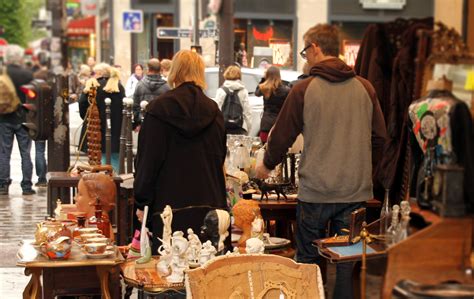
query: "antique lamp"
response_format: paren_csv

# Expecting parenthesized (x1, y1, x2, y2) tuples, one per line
(465, 70, 474, 119)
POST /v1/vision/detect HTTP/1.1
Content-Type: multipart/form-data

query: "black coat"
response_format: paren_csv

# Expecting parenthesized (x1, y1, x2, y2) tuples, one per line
(134, 82, 227, 252)
(78, 77, 125, 153)
(0, 64, 33, 124)
(255, 84, 290, 132)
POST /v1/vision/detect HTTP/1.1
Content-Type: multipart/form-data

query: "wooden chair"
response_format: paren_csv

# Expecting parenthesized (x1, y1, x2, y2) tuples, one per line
(185, 254, 325, 299)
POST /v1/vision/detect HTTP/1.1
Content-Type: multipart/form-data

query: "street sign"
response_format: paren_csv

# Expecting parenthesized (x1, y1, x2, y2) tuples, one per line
(157, 27, 217, 39)
(123, 10, 143, 33)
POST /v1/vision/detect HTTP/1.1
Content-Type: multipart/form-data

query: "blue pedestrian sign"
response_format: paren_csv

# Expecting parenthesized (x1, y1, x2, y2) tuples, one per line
(123, 10, 143, 33)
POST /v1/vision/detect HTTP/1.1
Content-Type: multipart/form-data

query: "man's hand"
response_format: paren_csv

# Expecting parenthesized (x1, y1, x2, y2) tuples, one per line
(136, 209, 144, 222)
(255, 160, 271, 179)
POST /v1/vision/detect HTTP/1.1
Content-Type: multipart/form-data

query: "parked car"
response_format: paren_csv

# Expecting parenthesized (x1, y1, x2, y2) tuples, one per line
(204, 67, 301, 137)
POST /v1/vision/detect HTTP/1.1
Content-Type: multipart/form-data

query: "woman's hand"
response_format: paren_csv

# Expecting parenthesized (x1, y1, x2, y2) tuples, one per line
(136, 209, 144, 222)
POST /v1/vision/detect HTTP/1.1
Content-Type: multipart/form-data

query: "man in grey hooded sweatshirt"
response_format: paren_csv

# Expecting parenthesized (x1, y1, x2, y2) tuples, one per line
(132, 58, 170, 128)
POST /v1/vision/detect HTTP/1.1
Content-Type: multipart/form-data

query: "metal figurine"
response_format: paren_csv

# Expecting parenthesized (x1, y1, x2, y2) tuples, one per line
(125, 98, 134, 174)
(104, 98, 112, 166)
(86, 85, 101, 165)
(118, 98, 127, 174)
(140, 100, 148, 124)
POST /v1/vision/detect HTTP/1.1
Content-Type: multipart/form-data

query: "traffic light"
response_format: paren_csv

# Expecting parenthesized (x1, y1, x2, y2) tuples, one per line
(21, 79, 53, 140)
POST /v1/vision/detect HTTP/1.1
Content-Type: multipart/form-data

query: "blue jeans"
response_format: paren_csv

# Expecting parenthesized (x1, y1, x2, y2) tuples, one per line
(35, 141, 47, 183)
(296, 201, 365, 299)
(0, 123, 33, 190)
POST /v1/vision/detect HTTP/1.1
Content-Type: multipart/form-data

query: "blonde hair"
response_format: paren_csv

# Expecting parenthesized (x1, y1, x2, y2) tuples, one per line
(103, 67, 120, 93)
(258, 66, 282, 99)
(167, 50, 206, 90)
(160, 59, 172, 72)
(93, 63, 111, 78)
(83, 77, 100, 93)
(79, 64, 91, 77)
(223, 65, 241, 80)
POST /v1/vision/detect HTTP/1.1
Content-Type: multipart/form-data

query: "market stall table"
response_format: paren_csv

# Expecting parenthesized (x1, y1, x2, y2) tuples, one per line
(17, 241, 123, 299)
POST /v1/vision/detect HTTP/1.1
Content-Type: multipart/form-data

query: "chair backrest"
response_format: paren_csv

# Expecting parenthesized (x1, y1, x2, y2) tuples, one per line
(185, 254, 325, 299)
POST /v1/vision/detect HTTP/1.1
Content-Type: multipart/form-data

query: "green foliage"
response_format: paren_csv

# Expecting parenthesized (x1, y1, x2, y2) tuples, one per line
(0, 0, 46, 47)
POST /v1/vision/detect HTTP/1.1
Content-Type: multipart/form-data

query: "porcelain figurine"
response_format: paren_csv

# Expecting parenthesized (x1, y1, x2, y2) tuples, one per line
(136, 206, 152, 264)
(199, 240, 217, 265)
(167, 231, 189, 283)
(251, 214, 265, 240)
(216, 209, 231, 253)
(156, 253, 172, 276)
(232, 200, 262, 253)
(200, 209, 231, 253)
(186, 228, 202, 264)
(160, 205, 173, 252)
(245, 237, 265, 254)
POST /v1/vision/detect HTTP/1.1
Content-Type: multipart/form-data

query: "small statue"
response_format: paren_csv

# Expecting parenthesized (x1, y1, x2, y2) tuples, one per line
(245, 237, 265, 254)
(186, 228, 202, 264)
(199, 240, 217, 266)
(54, 199, 63, 220)
(200, 209, 231, 253)
(251, 214, 265, 240)
(387, 205, 400, 246)
(232, 200, 262, 253)
(225, 247, 241, 256)
(167, 231, 189, 283)
(136, 206, 152, 264)
(251, 178, 290, 201)
(396, 201, 411, 243)
(160, 205, 173, 252)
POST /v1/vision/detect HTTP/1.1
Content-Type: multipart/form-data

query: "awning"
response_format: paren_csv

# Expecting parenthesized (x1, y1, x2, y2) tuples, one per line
(67, 16, 95, 36)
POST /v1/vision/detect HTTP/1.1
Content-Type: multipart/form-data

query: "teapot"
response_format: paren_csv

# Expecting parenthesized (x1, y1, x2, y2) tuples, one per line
(35, 219, 72, 244)
(40, 236, 72, 260)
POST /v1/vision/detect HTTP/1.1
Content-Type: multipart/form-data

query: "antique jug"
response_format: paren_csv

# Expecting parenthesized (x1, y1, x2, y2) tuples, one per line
(40, 236, 72, 260)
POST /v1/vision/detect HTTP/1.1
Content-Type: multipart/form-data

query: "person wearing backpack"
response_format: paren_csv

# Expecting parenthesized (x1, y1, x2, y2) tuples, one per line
(214, 65, 251, 135)
(255, 66, 290, 143)
(0, 45, 35, 196)
(132, 58, 170, 128)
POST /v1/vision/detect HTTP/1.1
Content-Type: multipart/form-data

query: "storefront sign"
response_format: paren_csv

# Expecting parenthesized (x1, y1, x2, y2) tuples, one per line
(343, 40, 361, 68)
(360, 0, 406, 10)
(81, 0, 98, 16)
(157, 27, 217, 39)
(123, 10, 144, 33)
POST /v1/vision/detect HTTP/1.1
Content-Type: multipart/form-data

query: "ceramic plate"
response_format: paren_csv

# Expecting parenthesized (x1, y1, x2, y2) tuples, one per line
(84, 250, 114, 259)
(264, 237, 291, 250)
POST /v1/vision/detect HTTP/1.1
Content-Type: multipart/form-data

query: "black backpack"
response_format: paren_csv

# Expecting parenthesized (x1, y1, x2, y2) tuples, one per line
(221, 86, 243, 130)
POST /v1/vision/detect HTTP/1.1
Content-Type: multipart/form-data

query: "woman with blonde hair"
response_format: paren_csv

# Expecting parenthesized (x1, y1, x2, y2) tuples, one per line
(78, 63, 125, 170)
(214, 65, 252, 135)
(134, 50, 228, 253)
(255, 66, 290, 143)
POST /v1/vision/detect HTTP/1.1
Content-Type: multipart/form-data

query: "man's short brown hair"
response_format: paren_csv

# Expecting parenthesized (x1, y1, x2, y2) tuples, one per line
(147, 58, 161, 73)
(303, 24, 340, 57)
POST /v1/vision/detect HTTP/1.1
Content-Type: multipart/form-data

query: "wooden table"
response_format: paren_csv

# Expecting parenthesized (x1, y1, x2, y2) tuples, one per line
(17, 241, 124, 299)
(46, 172, 129, 245)
(121, 257, 185, 298)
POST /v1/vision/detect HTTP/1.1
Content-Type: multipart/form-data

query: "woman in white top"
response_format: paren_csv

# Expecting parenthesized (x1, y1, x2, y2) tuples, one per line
(214, 65, 252, 135)
(125, 63, 144, 98)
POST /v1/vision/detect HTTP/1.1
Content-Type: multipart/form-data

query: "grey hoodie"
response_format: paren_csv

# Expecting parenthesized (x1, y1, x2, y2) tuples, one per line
(133, 74, 170, 125)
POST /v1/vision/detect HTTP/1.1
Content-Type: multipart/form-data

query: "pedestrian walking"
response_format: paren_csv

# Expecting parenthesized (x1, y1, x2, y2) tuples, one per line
(125, 64, 144, 98)
(255, 24, 387, 299)
(132, 58, 170, 128)
(0, 45, 35, 195)
(160, 59, 171, 81)
(214, 65, 252, 135)
(32, 51, 52, 187)
(134, 50, 228, 253)
(255, 66, 290, 143)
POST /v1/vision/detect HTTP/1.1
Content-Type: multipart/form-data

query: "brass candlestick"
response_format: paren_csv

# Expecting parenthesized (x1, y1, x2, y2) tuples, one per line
(350, 222, 386, 299)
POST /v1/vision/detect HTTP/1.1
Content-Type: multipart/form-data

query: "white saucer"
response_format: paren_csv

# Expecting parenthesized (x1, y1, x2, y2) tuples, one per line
(264, 237, 291, 250)
(84, 250, 114, 259)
